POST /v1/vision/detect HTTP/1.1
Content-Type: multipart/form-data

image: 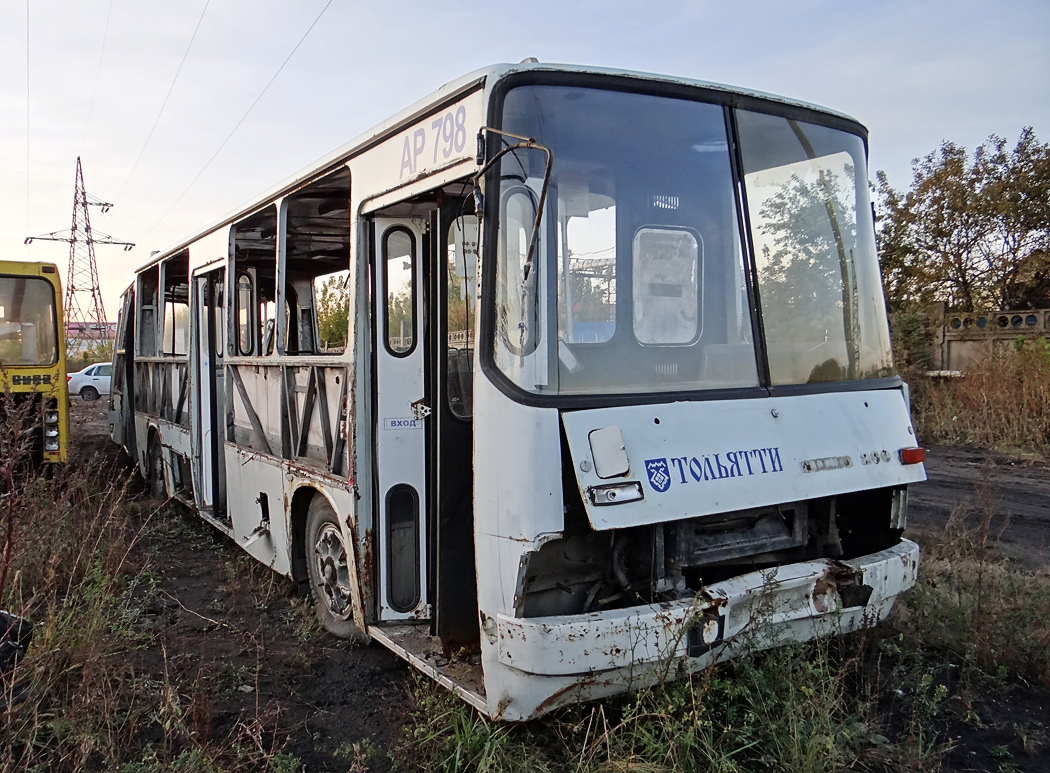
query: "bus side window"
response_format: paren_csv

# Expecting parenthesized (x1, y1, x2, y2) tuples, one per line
(384, 228, 416, 356)
(236, 273, 254, 355)
(281, 168, 351, 355)
(160, 251, 190, 357)
(230, 205, 277, 357)
(137, 267, 159, 357)
(496, 186, 539, 357)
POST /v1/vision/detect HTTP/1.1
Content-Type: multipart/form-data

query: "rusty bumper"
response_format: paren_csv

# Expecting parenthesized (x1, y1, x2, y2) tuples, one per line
(496, 539, 920, 677)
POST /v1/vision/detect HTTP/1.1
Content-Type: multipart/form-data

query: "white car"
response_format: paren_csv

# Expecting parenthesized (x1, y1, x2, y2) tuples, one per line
(67, 363, 112, 401)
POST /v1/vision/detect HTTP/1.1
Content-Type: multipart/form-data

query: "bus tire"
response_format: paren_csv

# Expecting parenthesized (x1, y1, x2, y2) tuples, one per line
(306, 495, 364, 641)
(146, 434, 165, 500)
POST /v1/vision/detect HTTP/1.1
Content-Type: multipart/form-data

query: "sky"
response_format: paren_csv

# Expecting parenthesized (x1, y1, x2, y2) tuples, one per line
(1, 0, 1047, 320)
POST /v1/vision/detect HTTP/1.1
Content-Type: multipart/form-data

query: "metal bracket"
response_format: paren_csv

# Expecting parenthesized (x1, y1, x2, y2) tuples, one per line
(411, 399, 432, 420)
(243, 523, 271, 548)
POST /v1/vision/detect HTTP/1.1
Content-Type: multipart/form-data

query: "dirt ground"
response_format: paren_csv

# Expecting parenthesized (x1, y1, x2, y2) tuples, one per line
(908, 445, 1050, 569)
(69, 398, 411, 771)
(66, 397, 1050, 770)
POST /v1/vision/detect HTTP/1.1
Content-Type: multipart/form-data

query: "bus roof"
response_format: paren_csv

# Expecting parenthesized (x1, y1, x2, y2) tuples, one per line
(137, 61, 863, 272)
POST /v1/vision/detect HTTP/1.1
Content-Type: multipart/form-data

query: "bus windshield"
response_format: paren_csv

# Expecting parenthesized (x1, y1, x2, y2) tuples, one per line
(488, 84, 894, 398)
(0, 275, 58, 366)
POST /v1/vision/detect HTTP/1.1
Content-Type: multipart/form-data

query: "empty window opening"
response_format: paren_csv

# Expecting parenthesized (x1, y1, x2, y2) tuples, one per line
(281, 167, 351, 355)
(136, 266, 159, 356)
(230, 206, 277, 357)
(161, 251, 190, 356)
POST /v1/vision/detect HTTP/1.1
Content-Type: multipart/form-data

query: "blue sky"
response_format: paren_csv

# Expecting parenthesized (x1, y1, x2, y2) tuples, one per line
(1, 0, 1047, 316)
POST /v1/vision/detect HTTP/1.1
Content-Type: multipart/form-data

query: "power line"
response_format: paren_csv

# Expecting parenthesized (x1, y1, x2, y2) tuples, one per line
(143, 0, 334, 240)
(79, 0, 115, 153)
(115, 0, 211, 203)
(25, 0, 30, 240)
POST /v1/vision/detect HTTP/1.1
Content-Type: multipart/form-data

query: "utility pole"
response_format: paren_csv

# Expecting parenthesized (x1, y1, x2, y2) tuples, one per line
(25, 157, 134, 355)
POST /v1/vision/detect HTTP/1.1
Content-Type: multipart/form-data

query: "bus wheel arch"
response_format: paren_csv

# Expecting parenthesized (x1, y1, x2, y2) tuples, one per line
(299, 488, 366, 642)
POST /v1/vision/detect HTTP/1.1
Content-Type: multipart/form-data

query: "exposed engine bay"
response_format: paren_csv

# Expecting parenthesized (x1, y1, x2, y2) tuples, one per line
(514, 441, 907, 619)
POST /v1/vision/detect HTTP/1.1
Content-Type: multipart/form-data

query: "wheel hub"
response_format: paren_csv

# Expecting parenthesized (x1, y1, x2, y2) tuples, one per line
(313, 524, 352, 617)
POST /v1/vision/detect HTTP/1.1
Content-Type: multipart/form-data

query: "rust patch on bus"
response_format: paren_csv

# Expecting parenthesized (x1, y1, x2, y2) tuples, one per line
(360, 528, 375, 586)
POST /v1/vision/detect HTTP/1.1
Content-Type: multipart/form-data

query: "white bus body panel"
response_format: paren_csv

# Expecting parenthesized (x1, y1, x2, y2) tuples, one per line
(472, 373, 566, 718)
(353, 90, 486, 211)
(561, 390, 926, 530)
(223, 447, 291, 575)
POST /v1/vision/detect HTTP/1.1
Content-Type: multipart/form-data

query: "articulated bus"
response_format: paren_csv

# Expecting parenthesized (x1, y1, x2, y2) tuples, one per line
(0, 260, 68, 465)
(110, 62, 926, 720)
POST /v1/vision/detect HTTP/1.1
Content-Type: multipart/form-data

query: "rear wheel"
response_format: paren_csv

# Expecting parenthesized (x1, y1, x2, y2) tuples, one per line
(80, 386, 99, 401)
(146, 434, 165, 500)
(305, 495, 364, 641)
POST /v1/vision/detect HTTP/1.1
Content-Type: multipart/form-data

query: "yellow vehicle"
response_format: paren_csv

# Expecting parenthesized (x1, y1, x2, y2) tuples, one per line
(0, 260, 68, 464)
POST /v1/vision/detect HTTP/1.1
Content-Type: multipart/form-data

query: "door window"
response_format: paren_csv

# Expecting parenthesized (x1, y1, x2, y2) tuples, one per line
(447, 217, 477, 419)
(384, 228, 416, 356)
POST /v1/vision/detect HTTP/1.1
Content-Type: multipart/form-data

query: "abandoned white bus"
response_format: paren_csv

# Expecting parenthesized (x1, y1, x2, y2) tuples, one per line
(109, 62, 926, 721)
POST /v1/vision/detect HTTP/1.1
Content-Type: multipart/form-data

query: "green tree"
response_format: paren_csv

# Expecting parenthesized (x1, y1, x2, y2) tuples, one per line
(81, 338, 114, 367)
(876, 128, 1050, 312)
(315, 275, 349, 349)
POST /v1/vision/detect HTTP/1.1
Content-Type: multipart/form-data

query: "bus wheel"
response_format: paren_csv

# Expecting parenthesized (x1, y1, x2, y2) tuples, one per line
(306, 496, 364, 641)
(146, 435, 165, 500)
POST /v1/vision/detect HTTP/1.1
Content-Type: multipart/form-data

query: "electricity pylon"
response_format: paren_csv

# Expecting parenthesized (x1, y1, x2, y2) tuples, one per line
(25, 157, 134, 354)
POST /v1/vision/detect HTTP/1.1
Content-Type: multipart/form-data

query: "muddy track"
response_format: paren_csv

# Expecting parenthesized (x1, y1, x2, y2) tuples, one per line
(909, 445, 1050, 568)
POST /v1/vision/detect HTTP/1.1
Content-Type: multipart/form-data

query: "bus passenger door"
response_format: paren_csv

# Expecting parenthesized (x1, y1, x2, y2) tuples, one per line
(109, 287, 136, 459)
(191, 267, 228, 520)
(373, 217, 429, 621)
(431, 202, 479, 652)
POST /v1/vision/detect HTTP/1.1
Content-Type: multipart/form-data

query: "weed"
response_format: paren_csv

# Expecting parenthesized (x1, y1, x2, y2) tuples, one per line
(334, 739, 376, 772)
(0, 415, 301, 772)
(1014, 721, 1047, 754)
(913, 340, 1050, 453)
(400, 634, 961, 773)
(402, 676, 551, 772)
(990, 743, 1012, 760)
(895, 493, 1050, 687)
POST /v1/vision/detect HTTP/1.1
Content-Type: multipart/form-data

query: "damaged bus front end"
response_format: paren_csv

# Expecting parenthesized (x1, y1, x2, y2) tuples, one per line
(471, 68, 925, 720)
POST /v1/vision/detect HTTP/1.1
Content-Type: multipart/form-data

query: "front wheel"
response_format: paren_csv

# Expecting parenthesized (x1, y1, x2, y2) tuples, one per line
(80, 386, 99, 401)
(305, 495, 365, 641)
(146, 434, 166, 500)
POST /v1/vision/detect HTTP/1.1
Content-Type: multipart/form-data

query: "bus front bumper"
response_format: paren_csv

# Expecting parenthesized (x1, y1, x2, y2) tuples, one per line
(495, 539, 919, 677)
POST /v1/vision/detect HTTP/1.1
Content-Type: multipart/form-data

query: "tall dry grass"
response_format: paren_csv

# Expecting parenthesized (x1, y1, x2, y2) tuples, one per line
(913, 337, 1050, 453)
(0, 402, 300, 772)
(895, 477, 1050, 689)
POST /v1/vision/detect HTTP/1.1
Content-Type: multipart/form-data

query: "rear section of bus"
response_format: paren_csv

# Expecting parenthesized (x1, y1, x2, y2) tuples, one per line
(0, 260, 68, 465)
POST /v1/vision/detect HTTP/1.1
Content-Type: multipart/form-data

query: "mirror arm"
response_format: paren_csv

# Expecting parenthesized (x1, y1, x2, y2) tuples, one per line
(471, 127, 554, 282)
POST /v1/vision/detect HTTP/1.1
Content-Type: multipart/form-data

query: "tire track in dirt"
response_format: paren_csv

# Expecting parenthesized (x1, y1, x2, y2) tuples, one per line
(908, 445, 1050, 568)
